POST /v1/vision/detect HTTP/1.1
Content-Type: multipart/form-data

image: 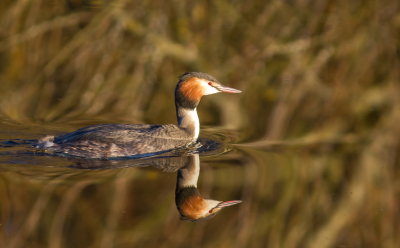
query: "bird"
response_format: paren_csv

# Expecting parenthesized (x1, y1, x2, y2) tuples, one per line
(175, 154, 242, 222)
(35, 72, 241, 159)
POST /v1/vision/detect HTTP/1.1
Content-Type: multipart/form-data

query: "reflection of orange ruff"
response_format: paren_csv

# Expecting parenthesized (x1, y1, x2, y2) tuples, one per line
(177, 188, 242, 222)
(175, 154, 242, 222)
(180, 194, 206, 220)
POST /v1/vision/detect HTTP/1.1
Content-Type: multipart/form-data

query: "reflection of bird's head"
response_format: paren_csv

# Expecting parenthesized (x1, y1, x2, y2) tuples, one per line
(175, 186, 241, 222)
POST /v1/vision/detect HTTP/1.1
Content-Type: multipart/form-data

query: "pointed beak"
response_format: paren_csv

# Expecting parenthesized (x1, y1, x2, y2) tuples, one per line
(217, 200, 242, 208)
(215, 84, 242, 93)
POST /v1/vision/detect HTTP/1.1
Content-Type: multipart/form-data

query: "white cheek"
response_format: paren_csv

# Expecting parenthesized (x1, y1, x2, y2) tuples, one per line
(204, 86, 219, 95)
(200, 80, 219, 95)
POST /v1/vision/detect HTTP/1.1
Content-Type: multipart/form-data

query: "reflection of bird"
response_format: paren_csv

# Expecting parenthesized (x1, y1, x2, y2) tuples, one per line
(175, 154, 241, 222)
(35, 72, 241, 159)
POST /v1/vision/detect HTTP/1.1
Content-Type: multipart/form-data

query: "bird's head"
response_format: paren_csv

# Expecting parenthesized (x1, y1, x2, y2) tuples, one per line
(175, 72, 241, 110)
(176, 186, 241, 222)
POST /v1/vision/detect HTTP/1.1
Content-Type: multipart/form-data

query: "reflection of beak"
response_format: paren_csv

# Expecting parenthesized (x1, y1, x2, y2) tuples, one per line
(215, 85, 242, 93)
(217, 200, 242, 208)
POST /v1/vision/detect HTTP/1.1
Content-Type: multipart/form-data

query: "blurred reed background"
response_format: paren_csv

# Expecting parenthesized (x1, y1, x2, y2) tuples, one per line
(1, 0, 400, 247)
(0, 0, 397, 141)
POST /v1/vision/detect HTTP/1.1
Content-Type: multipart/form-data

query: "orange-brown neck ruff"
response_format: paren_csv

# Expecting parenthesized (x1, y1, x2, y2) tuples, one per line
(180, 194, 205, 219)
(175, 77, 204, 110)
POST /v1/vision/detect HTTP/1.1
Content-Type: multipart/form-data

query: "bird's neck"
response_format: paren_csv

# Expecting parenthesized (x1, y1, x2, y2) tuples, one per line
(176, 105, 200, 140)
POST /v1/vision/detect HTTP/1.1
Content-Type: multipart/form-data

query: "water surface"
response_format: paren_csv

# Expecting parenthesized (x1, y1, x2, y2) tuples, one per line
(1, 115, 395, 248)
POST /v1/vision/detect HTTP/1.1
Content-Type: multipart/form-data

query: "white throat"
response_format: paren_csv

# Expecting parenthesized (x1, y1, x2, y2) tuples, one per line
(177, 107, 200, 139)
(190, 108, 200, 139)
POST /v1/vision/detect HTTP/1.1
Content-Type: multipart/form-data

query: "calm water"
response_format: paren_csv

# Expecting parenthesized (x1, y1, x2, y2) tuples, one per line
(0, 117, 395, 248)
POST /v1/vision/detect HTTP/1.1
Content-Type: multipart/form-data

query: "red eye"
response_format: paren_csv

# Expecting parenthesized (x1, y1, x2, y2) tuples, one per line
(209, 210, 212, 213)
(208, 82, 212, 85)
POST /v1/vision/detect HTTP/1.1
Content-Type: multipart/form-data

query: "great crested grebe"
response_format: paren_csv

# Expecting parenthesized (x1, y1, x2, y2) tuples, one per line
(35, 72, 241, 159)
